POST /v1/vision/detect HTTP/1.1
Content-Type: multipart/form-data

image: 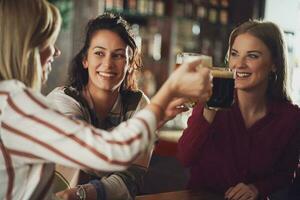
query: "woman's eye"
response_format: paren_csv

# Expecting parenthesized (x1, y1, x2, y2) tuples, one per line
(248, 54, 259, 59)
(95, 51, 104, 56)
(112, 53, 126, 59)
(230, 51, 238, 57)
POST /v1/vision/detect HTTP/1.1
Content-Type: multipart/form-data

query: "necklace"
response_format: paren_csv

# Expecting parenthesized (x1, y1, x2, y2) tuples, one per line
(86, 87, 96, 110)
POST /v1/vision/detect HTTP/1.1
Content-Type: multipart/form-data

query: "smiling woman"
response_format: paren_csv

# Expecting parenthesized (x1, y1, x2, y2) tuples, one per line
(177, 20, 300, 200)
(46, 13, 152, 200)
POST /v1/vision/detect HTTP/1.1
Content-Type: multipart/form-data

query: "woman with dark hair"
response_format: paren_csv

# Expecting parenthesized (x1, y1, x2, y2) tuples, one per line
(177, 20, 300, 200)
(48, 13, 157, 199)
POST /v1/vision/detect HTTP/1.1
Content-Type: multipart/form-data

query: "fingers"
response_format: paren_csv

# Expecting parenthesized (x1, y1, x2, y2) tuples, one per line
(167, 60, 213, 100)
(225, 183, 245, 199)
(185, 58, 203, 72)
(225, 183, 258, 200)
(225, 187, 233, 198)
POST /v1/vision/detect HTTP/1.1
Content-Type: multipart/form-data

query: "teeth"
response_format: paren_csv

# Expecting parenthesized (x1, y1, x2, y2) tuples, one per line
(98, 72, 115, 78)
(237, 72, 251, 78)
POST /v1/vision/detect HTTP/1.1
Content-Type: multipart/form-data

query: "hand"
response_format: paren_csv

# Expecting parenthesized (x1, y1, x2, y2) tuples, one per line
(225, 183, 259, 200)
(55, 184, 97, 200)
(55, 188, 77, 200)
(165, 58, 213, 101)
(157, 98, 189, 128)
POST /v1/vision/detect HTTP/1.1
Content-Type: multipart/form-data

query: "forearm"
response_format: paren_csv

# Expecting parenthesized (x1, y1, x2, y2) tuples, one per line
(102, 165, 148, 200)
(146, 81, 173, 121)
(3, 89, 157, 171)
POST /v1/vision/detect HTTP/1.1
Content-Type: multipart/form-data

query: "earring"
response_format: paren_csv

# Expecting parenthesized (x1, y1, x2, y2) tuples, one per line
(271, 71, 278, 82)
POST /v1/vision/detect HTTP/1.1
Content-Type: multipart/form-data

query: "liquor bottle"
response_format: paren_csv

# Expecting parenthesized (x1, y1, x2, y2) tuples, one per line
(105, 0, 114, 10)
(127, 0, 137, 13)
(219, 9, 228, 25)
(114, 0, 124, 11)
(155, 0, 165, 16)
(208, 8, 217, 23)
(137, 0, 147, 15)
(148, 0, 154, 15)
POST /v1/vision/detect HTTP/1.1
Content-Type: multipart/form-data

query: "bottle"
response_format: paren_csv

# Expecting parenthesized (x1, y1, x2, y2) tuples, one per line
(105, 0, 114, 10)
(114, 0, 124, 11)
(127, 0, 137, 13)
(137, 0, 147, 15)
(155, 0, 165, 16)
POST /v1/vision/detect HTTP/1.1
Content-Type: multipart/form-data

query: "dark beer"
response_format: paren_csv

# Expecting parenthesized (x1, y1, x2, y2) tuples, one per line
(206, 68, 235, 110)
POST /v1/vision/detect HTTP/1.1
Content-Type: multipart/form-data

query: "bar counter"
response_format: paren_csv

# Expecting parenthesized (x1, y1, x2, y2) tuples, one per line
(136, 190, 224, 200)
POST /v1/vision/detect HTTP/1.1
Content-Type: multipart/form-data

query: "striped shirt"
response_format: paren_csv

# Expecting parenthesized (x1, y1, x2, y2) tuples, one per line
(0, 80, 156, 199)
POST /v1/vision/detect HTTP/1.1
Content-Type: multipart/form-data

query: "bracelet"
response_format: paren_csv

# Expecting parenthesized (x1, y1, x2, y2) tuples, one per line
(149, 102, 164, 120)
(75, 185, 86, 200)
(89, 179, 106, 200)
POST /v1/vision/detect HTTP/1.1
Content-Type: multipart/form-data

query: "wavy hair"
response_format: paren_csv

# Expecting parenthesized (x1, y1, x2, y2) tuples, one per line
(227, 20, 290, 102)
(68, 12, 142, 92)
(0, 0, 61, 91)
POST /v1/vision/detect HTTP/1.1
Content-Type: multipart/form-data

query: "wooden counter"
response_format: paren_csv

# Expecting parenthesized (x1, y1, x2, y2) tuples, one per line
(136, 190, 224, 200)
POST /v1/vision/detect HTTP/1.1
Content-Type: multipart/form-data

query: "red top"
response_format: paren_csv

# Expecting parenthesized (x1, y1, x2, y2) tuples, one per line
(177, 101, 300, 198)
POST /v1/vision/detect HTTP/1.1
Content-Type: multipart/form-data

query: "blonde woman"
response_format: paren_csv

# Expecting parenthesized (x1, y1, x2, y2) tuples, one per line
(0, 0, 212, 199)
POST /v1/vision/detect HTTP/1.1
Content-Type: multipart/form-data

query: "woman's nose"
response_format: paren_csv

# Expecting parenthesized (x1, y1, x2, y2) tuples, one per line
(102, 55, 113, 67)
(54, 46, 61, 57)
(231, 56, 246, 69)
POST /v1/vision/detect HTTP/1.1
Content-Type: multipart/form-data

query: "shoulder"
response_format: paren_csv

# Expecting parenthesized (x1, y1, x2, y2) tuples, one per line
(47, 86, 78, 104)
(122, 89, 149, 112)
(46, 86, 83, 112)
(0, 80, 51, 110)
(273, 101, 300, 115)
(0, 80, 26, 96)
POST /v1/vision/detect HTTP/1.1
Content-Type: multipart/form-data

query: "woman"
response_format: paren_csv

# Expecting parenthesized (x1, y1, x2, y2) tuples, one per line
(47, 13, 152, 199)
(177, 20, 300, 200)
(0, 0, 212, 199)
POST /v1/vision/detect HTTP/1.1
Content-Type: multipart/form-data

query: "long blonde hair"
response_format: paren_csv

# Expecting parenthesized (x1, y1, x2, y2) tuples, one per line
(0, 0, 61, 91)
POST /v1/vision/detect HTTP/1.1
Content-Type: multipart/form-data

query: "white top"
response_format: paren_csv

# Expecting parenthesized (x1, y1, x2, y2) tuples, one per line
(0, 80, 156, 199)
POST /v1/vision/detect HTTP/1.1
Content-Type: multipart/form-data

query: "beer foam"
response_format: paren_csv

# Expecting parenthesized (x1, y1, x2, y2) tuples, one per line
(211, 69, 234, 79)
(184, 55, 212, 68)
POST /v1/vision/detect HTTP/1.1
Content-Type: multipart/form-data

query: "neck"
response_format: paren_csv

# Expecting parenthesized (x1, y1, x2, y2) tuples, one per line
(84, 84, 119, 119)
(237, 88, 268, 128)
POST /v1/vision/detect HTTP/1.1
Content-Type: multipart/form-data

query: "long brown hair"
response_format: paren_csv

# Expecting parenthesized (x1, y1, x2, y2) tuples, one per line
(227, 20, 290, 102)
(68, 13, 142, 92)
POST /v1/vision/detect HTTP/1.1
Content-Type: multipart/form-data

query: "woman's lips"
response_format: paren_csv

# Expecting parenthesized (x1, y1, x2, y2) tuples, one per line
(236, 72, 251, 78)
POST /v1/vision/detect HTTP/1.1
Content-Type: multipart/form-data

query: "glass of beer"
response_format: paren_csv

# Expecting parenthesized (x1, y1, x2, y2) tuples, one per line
(176, 52, 213, 108)
(206, 67, 235, 110)
(176, 52, 212, 69)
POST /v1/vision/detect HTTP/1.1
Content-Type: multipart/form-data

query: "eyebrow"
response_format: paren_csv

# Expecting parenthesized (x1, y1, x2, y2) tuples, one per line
(93, 46, 126, 52)
(231, 48, 262, 54)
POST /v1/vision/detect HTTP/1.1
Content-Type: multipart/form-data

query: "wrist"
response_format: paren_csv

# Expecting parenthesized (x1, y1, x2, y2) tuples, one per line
(75, 185, 87, 200)
(203, 107, 216, 124)
(89, 180, 106, 200)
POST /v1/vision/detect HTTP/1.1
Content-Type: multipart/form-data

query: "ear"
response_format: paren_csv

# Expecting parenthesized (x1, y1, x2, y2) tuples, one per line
(82, 57, 88, 69)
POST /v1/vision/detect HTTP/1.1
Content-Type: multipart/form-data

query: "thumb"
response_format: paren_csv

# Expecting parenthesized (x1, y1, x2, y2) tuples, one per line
(185, 58, 203, 72)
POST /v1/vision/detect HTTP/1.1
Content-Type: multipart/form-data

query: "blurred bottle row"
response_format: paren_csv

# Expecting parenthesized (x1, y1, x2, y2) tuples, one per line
(105, 0, 230, 25)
